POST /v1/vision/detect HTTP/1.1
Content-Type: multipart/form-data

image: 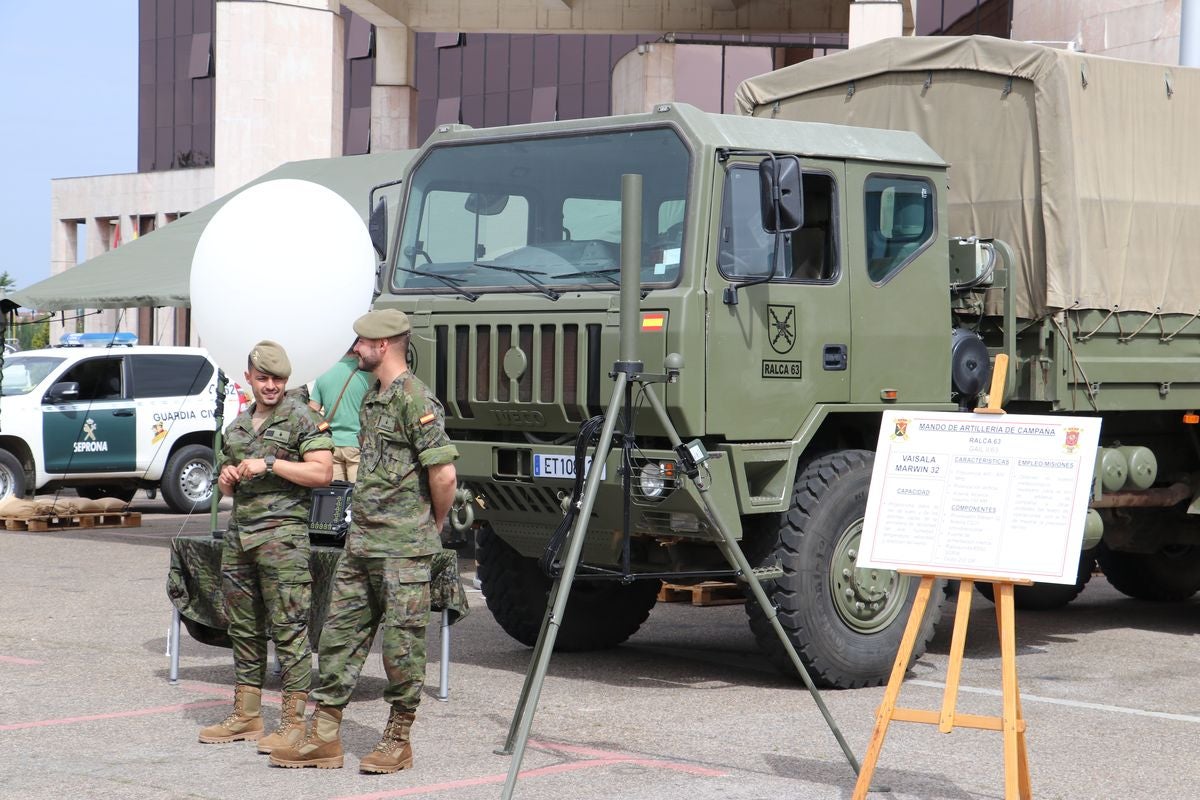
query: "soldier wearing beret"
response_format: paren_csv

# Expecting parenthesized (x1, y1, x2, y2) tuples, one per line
(271, 310, 458, 773)
(199, 340, 334, 754)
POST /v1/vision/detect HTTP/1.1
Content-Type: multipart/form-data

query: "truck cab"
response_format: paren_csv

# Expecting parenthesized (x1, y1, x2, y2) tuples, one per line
(372, 103, 955, 688)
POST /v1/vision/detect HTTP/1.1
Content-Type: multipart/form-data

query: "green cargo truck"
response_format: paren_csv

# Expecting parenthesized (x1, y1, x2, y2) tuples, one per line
(368, 37, 1200, 689)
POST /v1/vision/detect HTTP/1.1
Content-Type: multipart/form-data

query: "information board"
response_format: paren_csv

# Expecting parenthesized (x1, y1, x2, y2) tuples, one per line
(858, 410, 1101, 584)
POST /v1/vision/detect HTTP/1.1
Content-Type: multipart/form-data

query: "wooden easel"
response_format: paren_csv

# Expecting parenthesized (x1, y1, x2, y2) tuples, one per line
(852, 355, 1033, 800)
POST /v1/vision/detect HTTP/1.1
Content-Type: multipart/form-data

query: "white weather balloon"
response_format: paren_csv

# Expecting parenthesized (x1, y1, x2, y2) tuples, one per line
(191, 179, 376, 387)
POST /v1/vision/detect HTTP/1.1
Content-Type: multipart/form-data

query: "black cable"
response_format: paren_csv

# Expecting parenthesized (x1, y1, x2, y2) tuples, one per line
(539, 414, 606, 577)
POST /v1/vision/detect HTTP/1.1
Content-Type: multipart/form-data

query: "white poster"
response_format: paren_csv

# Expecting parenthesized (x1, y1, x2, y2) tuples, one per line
(859, 410, 1101, 584)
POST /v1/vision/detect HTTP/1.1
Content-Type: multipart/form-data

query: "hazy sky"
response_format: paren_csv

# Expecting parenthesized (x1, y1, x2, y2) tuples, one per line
(0, 1, 138, 292)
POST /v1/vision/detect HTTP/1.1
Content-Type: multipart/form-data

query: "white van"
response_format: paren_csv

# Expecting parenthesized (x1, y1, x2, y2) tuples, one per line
(0, 345, 243, 513)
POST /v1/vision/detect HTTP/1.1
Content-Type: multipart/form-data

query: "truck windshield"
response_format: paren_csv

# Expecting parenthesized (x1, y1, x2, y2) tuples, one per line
(392, 126, 689, 296)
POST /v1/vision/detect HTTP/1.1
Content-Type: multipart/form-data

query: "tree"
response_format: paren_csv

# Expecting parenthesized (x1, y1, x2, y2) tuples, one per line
(0, 271, 15, 295)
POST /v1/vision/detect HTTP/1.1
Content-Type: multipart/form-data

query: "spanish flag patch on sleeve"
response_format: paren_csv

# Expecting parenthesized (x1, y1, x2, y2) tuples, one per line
(317, 421, 330, 432)
(419, 412, 437, 425)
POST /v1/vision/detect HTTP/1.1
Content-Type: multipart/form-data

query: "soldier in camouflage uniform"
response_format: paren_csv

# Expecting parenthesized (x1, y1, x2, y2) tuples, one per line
(270, 310, 458, 773)
(199, 341, 334, 755)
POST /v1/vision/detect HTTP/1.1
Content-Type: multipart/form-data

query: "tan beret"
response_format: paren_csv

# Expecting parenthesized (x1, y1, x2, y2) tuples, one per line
(248, 340, 292, 378)
(353, 309, 411, 339)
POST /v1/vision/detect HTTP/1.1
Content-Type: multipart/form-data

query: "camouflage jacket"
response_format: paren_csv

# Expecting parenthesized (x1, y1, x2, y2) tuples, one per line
(221, 392, 334, 548)
(346, 370, 458, 558)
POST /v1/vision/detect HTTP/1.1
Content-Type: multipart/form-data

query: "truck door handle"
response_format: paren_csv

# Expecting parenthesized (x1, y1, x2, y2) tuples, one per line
(112, 409, 135, 417)
(823, 344, 848, 371)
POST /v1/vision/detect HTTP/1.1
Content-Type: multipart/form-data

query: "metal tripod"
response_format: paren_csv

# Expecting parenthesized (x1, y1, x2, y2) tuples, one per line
(496, 175, 865, 799)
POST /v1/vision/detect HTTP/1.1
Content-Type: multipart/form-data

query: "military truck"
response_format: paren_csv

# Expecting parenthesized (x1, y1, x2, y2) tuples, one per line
(368, 36, 1200, 689)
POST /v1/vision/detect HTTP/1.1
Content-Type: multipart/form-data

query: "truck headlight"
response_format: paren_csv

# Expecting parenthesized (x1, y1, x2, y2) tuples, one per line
(639, 463, 666, 498)
(637, 461, 675, 501)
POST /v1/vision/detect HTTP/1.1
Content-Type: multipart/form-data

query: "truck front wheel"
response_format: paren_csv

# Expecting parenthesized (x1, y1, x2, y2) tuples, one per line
(1096, 542, 1200, 601)
(745, 450, 944, 689)
(476, 525, 660, 651)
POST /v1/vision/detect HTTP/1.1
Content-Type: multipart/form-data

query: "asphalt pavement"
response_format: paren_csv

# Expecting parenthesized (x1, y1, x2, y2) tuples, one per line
(2, 501, 1199, 800)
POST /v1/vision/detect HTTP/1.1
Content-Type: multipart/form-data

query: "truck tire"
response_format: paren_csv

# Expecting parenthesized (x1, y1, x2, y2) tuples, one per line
(1096, 542, 1200, 601)
(976, 550, 1096, 611)
(476, 526, 659, 651)
(160, 444, 215, 514)
(0, 450, 26, 500)
(745, 450, 944, 689)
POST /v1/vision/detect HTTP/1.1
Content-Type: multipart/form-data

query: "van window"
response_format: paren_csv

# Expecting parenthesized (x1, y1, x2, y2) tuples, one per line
(864, 175, 935, 284)
(718, 164, 838, 282)
(131, 354, 213, 398)
(52, 357, 124, 402)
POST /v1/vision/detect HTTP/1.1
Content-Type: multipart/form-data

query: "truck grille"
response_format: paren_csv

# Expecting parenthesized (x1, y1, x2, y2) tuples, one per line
(434, 322, 604, 422)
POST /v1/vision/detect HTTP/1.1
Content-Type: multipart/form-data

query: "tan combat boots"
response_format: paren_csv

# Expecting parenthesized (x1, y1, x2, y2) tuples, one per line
(256, 690, 308, 754)
(268, 705, 345, 769)
(358, 707, 416, 774)
(198, 684, 263, 743)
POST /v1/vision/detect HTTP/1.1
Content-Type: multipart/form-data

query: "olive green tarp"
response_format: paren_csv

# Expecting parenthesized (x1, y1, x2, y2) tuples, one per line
(11, 150, 414, 312)
(735, 35, 1200, 318)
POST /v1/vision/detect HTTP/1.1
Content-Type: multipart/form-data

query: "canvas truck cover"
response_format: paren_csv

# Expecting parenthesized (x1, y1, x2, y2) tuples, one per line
(735, 35, 1200, 318)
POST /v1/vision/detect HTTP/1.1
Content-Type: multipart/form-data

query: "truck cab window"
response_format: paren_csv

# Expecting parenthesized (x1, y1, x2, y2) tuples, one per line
(718, 164, 838, 282)
(864, 175, 935, 284)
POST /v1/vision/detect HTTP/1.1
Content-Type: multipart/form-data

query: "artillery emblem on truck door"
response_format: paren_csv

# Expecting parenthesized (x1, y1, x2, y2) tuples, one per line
(768, 304, 796, 354)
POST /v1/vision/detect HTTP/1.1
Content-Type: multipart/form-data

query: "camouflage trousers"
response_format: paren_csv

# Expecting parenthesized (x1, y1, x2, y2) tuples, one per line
(221, 526, 313, 692)
(311, 553, 432, 710)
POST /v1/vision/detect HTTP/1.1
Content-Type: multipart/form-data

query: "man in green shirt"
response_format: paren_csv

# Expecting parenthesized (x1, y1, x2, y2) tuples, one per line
(309, 347, 371, 481)
(270, 309, 458, 773)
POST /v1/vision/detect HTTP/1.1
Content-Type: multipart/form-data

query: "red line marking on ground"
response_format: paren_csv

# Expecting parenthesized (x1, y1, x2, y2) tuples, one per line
(0, 656, 44, 666)
(330, 739, 726, 800)
(0, 700, 229, 732)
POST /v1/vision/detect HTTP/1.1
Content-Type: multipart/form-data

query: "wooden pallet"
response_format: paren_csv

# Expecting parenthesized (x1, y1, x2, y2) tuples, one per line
(5, 511, 142, 532)
(657, 580, 743, 607)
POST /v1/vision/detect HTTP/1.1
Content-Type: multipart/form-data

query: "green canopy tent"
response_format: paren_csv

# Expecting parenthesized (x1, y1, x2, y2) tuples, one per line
(8, 150, 414, 312)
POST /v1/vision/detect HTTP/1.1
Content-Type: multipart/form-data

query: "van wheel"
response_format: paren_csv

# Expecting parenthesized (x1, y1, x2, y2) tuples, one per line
(476, 525, 660, 651)
(0, 450, 26, 500)
(161, 444, 215, 514)
(745, 450, 945, 689)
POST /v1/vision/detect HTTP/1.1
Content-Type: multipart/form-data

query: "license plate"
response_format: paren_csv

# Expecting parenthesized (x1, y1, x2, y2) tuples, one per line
(533, 453, 606, 480)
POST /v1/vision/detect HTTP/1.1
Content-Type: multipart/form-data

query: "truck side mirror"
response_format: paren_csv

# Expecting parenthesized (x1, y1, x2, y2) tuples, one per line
(759, 156, 803, 233)
(368, 197, 388, 259)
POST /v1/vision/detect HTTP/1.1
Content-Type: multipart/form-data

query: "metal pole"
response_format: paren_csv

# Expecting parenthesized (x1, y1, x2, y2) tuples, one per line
(168, 607, 181, 684)
(499, 372, 628, 800)
(640, 386, 863, 778)
(437, 608, 450, 701)
(210, 370, 227, 538)
(618, 174, 643, 364)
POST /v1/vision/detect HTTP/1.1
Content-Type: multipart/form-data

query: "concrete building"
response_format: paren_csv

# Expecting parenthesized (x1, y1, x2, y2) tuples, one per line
(47, 0, 1186, 344)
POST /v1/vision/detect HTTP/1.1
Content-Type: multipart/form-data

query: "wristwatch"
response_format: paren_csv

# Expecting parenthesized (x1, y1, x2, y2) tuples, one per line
(264, 455, 276, 474)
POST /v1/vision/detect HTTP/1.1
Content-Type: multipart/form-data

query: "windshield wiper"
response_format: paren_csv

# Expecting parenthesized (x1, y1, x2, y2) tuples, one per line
(394, 266, 478, 301)
(472, 261, 560, 300)
(555, 267, 650, 298)
(555, 267, 620, 286)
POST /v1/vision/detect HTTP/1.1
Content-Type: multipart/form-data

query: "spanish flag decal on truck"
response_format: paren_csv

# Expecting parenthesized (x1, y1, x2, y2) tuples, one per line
(641, 312, 666, 331)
